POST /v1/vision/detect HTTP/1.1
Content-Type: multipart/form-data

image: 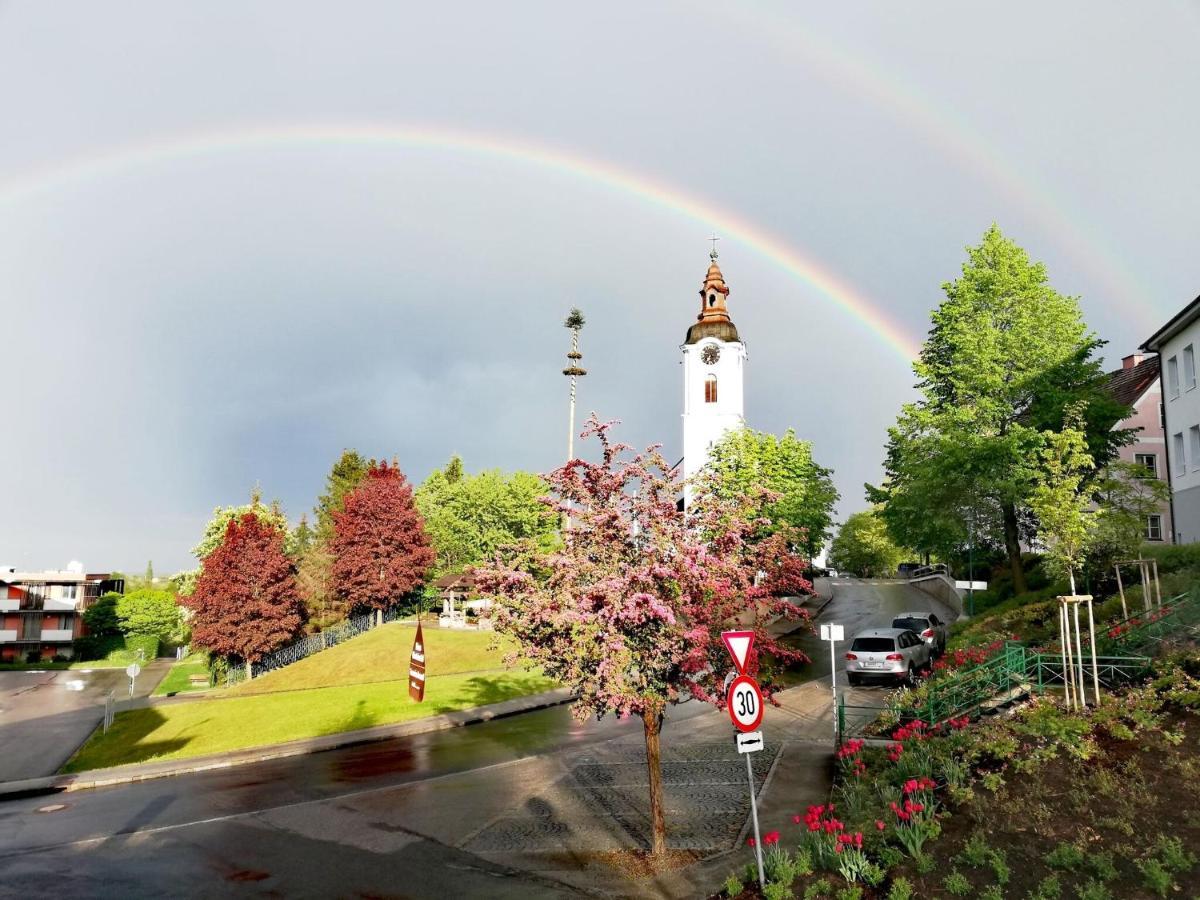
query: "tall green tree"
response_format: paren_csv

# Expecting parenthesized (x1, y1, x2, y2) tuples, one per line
(415, 458, 559, 577)
(1029, 404, 1096, 594)
(694, 427, 839, 558)
(872, 226, 1132, 592)
(828, 510, 905, 577)
(116, 589, 185, 641)
(289, 514, 315, 560)
(192, 491, 289, 561)
(314, 450, 373, 542)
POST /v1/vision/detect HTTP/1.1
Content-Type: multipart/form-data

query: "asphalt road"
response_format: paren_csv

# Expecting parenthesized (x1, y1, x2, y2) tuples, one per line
(0, 579, 954, 898)
(0, 661, 170, 781)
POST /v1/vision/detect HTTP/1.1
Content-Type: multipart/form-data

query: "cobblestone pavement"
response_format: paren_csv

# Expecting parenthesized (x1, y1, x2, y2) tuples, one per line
(466, 736, 778, 853)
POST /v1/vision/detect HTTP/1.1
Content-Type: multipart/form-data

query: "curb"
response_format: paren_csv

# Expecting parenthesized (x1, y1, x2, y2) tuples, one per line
(0, 687, 574, 801)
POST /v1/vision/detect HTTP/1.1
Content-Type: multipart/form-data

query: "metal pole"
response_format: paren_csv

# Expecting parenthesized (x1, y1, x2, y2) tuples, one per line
(829, 636, 838, 745)
(745, 751, 765, 888)
(1086, 597, 1101, 707)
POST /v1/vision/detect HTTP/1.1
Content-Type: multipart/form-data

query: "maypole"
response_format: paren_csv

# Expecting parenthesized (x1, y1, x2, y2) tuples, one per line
(562, 308, 587, 529)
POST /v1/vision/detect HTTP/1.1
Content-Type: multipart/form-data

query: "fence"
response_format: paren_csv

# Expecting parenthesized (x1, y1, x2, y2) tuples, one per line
(224, 604, 409, 686)
(1099, 590, 1200, 656)
(838, 643, 1154, 740)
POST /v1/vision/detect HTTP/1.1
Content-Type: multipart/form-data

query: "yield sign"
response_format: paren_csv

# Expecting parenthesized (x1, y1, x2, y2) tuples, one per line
(721, 630, 755, 675)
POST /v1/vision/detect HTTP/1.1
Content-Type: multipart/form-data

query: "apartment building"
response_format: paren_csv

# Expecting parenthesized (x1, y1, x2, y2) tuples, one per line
(1143, 294, 1200, 543)
(0, 565, 123, 661)
(1105, 354, 1172, 543)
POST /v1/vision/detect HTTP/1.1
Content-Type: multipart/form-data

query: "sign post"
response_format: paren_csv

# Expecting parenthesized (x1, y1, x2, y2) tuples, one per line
(125, 662, 141, 699)
(408, 621, 427, 702)
(819, 623, 844, 745)
(722, 630, 765, 889)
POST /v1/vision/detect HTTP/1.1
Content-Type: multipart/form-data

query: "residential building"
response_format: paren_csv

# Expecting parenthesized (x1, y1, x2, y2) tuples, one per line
(0, 565, 123, 661)
(1105, 354, 1171, 544)
(1142, 294, 1200, 542)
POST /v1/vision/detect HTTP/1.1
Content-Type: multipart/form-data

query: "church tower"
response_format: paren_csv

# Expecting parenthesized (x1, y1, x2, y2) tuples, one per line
(682, 247, 746, 505)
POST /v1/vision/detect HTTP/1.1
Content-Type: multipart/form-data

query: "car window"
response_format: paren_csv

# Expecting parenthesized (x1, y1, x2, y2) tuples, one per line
(850, 637, 895, 652)
(892, 617, 928, 633)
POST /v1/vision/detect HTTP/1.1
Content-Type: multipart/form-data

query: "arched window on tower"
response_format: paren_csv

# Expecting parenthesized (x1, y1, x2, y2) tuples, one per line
(705, 374, 718, 404)
(708, 293, 716, 307)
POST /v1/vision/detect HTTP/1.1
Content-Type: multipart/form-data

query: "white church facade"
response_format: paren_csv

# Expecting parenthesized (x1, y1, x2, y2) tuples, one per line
(681, 248, 746, 505)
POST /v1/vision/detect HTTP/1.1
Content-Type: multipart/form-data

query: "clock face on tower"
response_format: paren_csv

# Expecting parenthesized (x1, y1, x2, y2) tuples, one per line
(700, 344, 721, 365)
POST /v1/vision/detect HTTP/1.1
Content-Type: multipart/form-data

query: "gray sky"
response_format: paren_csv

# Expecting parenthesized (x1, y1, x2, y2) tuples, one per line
(1, 2, 1197, 573)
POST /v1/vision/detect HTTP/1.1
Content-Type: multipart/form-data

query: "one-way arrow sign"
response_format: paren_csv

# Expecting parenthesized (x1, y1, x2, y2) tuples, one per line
(736, 730, 764, 754)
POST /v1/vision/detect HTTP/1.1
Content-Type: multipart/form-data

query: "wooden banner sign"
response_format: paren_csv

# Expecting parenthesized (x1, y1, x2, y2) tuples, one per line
(409, 621, 427, 702)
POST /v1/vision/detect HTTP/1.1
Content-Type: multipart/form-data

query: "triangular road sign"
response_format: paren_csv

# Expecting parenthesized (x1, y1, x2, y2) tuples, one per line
(721, 630, 755, 674)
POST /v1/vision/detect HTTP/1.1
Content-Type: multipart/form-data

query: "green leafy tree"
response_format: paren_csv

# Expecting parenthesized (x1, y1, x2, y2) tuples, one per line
(828, 509, 905, 577)
(82, 592, 122, 636)
(694, 427, 838, 558)
(116, 588, 184, 641)
(314, 449, 373, 542)
(415, 459, 559, 577)
(1090, 461, 1172, 570)
(872, 226, 1132, 592)
(288, 514, 316, 560)
(192, 490, 289, 561)
(1029, 404, 1097, 594)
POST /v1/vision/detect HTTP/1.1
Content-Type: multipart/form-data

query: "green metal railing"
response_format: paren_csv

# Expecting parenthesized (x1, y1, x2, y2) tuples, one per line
(1099, 591, 1200, 656)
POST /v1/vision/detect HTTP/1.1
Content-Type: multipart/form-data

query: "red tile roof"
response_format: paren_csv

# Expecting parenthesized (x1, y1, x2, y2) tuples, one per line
(1106, 355, 1160, 409)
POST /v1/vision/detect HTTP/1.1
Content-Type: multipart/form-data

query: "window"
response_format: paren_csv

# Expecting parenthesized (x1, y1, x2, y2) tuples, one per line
(708, 292, 716, 307)
(1175, 432, 1187, 476)
(704, 374, 718, 403)
(1168, 356, 1180, 398)
(1186, 345, 1197, 391)
(1146, 515, 1164, 542)
(1189, 426, 1200, 471)
(59, 584, 77, 600)
(1134, 453, 1158, 478)
(57, 614, 72, 631)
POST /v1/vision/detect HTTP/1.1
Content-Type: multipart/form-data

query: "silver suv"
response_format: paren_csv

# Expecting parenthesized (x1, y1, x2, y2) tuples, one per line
(891, 612, 948, 655)
(845, 628, 932, 686)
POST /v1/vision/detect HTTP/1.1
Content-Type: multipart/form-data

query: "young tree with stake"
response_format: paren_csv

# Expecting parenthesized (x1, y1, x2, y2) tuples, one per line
(477, 416, 811, 856)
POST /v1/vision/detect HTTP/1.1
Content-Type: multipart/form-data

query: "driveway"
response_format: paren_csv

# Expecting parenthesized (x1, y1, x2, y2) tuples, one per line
(0, 661, 170, 781)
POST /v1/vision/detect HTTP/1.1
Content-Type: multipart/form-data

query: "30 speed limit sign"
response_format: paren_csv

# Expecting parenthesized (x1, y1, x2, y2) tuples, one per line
(727, 674, 764, 732)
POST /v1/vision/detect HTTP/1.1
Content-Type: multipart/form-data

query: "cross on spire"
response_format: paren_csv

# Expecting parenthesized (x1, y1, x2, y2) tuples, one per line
(709, 233, 720, 259)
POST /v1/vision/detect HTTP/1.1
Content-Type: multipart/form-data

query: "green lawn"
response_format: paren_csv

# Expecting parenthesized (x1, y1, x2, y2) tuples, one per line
(224, 620, 517, 695)
(63, 623, 556, 772)
(153, 653, 211, 696)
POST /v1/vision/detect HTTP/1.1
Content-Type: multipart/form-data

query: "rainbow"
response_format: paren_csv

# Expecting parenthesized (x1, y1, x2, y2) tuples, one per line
(716, 7, 1155, 327)
(0, 123, 922, 361)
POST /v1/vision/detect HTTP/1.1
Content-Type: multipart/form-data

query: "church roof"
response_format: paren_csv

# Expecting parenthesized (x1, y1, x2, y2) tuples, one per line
(684, 250, 741, 344)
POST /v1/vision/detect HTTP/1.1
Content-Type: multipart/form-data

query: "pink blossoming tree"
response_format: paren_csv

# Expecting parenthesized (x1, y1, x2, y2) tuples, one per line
(476, 416, 812, 855)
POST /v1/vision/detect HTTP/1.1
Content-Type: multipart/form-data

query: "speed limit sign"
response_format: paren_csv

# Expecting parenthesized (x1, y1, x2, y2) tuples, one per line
(727, 674, 764, 732)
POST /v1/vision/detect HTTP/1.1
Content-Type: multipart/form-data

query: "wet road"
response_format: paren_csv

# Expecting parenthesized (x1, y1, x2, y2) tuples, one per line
(0, 579, 952, 897)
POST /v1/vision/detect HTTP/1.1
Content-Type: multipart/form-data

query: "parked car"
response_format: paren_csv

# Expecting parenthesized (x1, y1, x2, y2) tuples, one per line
(844, 628, 932, 686)
(891, 611, 948, 655)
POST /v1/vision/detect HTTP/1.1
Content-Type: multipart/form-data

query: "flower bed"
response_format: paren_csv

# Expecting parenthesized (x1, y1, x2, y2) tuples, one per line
(720, 652, 1200, 899)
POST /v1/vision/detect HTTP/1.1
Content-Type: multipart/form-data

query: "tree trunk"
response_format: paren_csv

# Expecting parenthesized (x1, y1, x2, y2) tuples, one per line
(642, 708, 667, 856)
(1001, 502, 1027, 595)
(245, 659, 253, 681)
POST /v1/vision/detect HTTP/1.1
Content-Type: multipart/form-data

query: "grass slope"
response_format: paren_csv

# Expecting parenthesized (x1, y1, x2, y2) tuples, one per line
(153, 653, 211, 696)
(64, 623, 554, 772)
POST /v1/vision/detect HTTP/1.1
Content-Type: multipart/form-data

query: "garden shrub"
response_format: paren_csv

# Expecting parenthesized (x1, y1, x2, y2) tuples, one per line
(942, 869, 971, 896)
(1044, 842, 1085, 870)
(123, 633, 160, 660)
(723, 873, 743, 897)
(884, 877, 913, 900)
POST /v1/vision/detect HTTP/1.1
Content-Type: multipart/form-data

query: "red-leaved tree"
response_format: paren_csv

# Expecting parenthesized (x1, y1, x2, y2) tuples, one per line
(477, 416, 812, 856)
(184, 511, 306, 679)
(331, 460, 435, 623)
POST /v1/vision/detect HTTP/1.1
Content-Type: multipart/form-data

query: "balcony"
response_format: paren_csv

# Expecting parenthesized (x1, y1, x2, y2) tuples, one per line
(41, 629, 74, 642)
(0, 630, 16, 643)
(43, 597, 79, 612)
(0, 598, 17, 612)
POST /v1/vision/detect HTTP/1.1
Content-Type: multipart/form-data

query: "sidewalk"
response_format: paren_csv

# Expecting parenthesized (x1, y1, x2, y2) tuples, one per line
(0, 687, 573, 798)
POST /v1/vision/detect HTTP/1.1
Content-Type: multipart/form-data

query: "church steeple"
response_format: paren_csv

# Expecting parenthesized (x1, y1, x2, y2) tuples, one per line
(685, 247, 741, 345)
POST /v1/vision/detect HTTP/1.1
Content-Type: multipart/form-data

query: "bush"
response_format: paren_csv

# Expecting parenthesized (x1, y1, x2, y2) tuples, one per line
(123, 634, 160, 660)
(83, 592, 122, 636)
(116, 589, 183, 642)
